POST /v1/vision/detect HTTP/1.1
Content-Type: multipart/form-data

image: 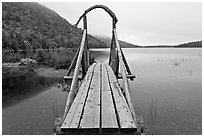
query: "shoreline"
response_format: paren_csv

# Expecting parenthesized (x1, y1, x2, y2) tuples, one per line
(34, 67, 67, 78)
(2, 65, 67, 108)
(3, 62, 68, 78)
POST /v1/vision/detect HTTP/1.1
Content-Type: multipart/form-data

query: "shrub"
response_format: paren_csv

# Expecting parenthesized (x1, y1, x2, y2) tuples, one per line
(52, 50, 73, 69)
(35, 50, 49, 65)
(34, 49, 75, 69)
(2, 52, 21, 63)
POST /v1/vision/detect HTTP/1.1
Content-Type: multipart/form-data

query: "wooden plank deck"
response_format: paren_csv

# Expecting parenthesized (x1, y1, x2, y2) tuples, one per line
(105, 64, 137, 131)
(61, 62, 137, 134)
(79, 63, 101, 129)
(101, 63, 118, 130)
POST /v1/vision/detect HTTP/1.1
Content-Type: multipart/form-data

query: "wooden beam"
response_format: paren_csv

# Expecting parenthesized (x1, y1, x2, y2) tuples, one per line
(105, 64, 137, 130)
(117, 74, 135, 80)
(61, 64, 96, 130)
(79, 63, 101, 129)
(109, 31, 119, 76)
(86, 38, 90, 67)
(75, 5, 118, 29)
(82, 46, 87, 77)
(83, 15, 87, 30)
(101, 63, 118, 129)
(64, 76, 83, 80)
(81, 16, 88, 78)
(120, 48, 134, 81)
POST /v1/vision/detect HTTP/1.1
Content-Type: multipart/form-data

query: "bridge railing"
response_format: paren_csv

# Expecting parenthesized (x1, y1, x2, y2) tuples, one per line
(112, 28, 139, 131)
(62, 16, 90, 120)
(62, 5, 138, 131)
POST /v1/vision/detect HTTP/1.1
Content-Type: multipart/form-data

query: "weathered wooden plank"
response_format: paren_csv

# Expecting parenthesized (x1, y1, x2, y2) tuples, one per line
(117, 73, 136, 80)
(68, 64, 97, 129)
(101, 63, 118, 129)
(61, 64, 95, 128)
(64, 75, 83, 80)
(105, 64, 137, 129)
(79, 63, 101, 129)
(84, 63, 96, 80)
(61, 63, 96, 130)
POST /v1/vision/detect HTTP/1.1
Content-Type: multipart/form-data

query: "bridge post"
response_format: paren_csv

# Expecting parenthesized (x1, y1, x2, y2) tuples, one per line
(108, 18, 119, 76)
(83, 15, 90, 67)
(83, 14, 87, 29)
(109, 29, 119, 76)
(81, 15, 90, 78)
(112, 18, 116, 29)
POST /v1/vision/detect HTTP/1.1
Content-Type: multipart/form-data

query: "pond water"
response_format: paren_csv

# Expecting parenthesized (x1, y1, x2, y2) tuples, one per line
(92, 48, 202, 135)
(2, 48, 202, 135)
(2, 73, 68, 135)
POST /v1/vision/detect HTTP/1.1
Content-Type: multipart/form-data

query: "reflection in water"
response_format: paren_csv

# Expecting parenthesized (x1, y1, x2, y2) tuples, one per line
(2, 69, 71, 134)
(2, 85, 68, 135)
(2, 71, 63, 108)
(148, 98, 157, 129)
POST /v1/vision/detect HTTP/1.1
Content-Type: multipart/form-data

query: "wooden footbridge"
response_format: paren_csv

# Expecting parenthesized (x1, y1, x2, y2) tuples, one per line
(54, 5, 144, 135)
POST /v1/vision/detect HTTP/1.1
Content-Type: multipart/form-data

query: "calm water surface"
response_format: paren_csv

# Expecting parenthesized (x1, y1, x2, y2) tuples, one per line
(91, 48, 202, 135)
(2, 76, 68, 135)
(2, 48, 202, 135)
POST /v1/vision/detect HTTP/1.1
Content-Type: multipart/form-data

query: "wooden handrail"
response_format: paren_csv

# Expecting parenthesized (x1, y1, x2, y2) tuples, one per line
(75, 5, 118, 29)
(113, 28, 139, 131)
(62, 29, 87, 120)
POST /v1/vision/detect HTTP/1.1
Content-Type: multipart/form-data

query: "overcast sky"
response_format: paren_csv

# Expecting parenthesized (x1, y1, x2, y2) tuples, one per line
(40, 2, 202, 46)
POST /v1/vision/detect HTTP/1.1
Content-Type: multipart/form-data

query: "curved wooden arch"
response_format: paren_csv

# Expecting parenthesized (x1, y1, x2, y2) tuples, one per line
(75, 5, 118, 28)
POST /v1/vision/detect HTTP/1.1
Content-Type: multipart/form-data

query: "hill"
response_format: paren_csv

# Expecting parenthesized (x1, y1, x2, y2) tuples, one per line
(2, 2, 107, 52)
(95, 36, 202, 48)
(94, 36, 141, 48)
(143, 45, 174, 48)
(175, 41, 202, 48)
(144, 41, 202, 48)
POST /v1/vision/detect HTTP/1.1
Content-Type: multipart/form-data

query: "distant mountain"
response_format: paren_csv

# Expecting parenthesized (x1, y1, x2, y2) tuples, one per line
(175, 41, 202, 48)
(144, 41, 202, 48)
(94, 36, 141, 48)
(140, 41, 202, 48)
(2, 2, 107, 52)
(96, 35, 202, 48)
(143, 45, 174, 48)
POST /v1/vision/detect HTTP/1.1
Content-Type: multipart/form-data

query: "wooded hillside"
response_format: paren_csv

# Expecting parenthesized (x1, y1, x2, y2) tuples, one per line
(2, 2, 107, 52)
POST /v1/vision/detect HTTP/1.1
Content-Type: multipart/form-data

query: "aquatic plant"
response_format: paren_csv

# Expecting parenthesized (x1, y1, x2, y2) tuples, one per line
(148, 98, 157, 129)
